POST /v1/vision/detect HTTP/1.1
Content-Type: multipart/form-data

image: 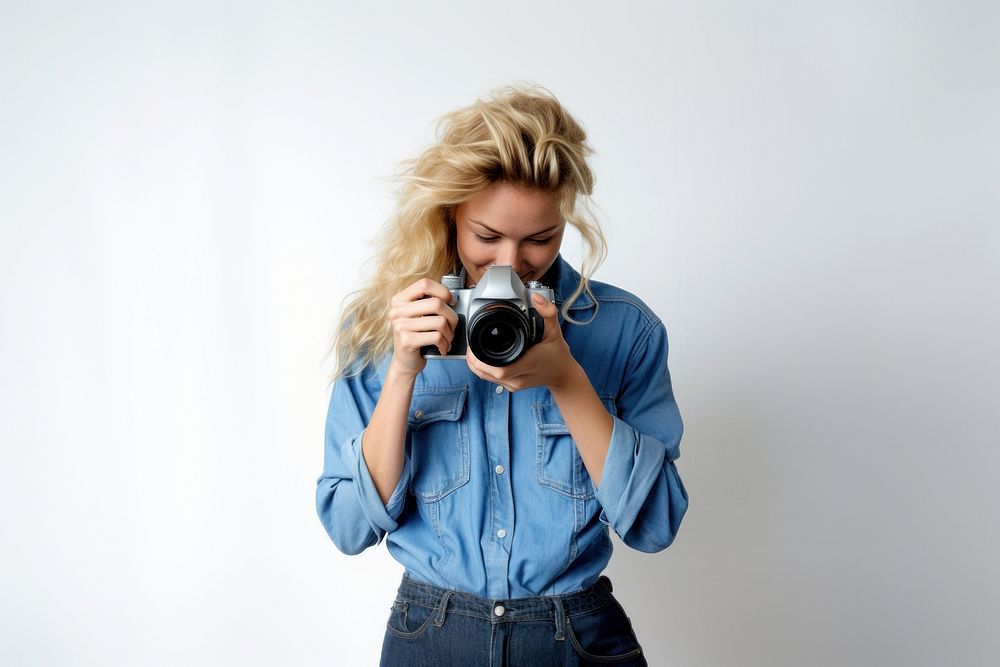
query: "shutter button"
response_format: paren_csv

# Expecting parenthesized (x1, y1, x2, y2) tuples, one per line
(494, 605, 505, 617)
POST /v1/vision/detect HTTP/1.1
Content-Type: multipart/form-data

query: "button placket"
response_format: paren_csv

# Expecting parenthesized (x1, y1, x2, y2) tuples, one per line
(484, 376, 513, 600)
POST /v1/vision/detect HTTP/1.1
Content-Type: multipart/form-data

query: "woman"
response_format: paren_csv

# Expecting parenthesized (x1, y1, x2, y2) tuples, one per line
(316, 85, 688, 666)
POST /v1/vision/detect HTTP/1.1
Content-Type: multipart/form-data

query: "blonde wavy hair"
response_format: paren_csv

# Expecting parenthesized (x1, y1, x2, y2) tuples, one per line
(329, 85, 607, 378)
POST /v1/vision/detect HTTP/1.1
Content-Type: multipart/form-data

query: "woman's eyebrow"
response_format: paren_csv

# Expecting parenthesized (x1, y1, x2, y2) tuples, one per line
(468, 218, 560, 236)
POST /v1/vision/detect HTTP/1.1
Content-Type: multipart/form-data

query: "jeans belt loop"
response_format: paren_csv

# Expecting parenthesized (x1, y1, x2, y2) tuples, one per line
(433, 590, 453, 628)
(552, 595, 567, 641)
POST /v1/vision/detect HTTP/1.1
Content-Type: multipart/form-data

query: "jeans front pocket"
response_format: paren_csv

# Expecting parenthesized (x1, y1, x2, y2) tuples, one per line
(385, 600, 436, 639)
(565, 598, 645, 664)
(534, 396, 615, 500)
(408, 386, 470, 501)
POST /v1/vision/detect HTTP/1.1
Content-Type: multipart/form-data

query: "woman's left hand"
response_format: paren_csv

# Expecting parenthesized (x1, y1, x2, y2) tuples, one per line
(466, 293, 576, 392)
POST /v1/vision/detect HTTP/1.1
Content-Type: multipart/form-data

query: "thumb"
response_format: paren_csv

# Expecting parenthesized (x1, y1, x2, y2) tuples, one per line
(532, 292, 559, 326)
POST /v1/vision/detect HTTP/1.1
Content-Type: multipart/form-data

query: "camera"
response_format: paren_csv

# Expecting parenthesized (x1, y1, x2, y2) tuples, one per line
(423, 265, 555, 367)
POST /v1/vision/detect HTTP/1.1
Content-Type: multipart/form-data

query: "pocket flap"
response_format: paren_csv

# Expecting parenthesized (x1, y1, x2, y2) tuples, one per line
(408, 387, 467, 429)
(533, 396, 616, 436)
(534, 402, 571, 435)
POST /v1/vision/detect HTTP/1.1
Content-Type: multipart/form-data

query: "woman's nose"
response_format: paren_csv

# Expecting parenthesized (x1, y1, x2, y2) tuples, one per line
(495, 243, 522, 272)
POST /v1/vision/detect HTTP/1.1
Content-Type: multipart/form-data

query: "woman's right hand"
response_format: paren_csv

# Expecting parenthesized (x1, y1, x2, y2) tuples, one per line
(388, 278, 459, 377)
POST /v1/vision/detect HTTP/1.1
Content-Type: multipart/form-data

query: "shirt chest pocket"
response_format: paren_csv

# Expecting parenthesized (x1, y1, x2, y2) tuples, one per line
(533, 396, 616, 500)
(407, 386, 470, 502)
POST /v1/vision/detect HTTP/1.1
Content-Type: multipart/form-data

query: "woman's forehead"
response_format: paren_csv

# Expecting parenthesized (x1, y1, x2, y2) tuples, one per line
(457, 183, 562, 236)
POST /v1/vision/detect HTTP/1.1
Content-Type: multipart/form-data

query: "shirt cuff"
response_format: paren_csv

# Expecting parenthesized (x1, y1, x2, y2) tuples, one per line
(346, 431, 410, 537)
(595, 416, 665, 536)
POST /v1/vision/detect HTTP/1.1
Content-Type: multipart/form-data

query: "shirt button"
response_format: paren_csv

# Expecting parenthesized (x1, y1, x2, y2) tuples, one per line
(495, 465, 505, 475)
(497, 529, 507, 539)
(495, 385, 503, 394)
(494, 605, 505, 617)
(413, 410, 423, 419)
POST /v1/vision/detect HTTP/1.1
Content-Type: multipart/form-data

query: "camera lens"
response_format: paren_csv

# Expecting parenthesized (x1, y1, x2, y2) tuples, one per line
(482, 321, 517, 353)
(468, 302, 530, 367)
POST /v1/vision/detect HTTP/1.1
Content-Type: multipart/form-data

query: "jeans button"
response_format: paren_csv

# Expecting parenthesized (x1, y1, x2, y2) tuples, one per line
(494, 605, 505, 617)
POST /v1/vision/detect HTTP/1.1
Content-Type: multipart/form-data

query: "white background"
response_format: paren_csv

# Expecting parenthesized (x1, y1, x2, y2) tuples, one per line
(2, 1, 998, 665)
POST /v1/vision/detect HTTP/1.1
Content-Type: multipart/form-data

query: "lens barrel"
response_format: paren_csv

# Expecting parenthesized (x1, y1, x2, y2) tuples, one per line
(467, 302, 531, 367)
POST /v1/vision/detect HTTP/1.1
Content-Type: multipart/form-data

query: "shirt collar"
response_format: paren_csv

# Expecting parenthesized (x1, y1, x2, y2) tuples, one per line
(542, 254, 595, 312)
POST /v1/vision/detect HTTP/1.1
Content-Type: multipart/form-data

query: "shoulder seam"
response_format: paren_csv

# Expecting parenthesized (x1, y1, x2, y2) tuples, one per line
(592, 294, 661, 329)
(623, 318, 663, 376)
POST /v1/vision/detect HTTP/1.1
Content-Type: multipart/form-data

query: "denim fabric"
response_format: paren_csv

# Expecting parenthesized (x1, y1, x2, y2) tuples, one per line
(380, 573, 647, 666)
(317, 255, 688, 598)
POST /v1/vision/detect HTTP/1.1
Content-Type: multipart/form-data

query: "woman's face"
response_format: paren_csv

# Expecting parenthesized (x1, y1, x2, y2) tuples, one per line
(454, 182, 565, 287)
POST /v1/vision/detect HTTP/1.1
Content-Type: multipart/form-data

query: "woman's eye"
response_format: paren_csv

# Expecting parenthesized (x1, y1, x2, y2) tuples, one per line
(473, 234, 552, 245)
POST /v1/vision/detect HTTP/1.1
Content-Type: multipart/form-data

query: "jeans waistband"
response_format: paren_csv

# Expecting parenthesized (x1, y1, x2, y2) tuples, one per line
(394, 573, 616, 624)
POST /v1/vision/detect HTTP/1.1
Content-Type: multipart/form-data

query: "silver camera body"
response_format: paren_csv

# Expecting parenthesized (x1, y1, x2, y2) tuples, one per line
(423, 265, 555, 367)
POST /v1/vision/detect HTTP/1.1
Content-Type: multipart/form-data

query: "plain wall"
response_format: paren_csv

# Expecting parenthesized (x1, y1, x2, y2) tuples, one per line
(1, 1, 998, 665)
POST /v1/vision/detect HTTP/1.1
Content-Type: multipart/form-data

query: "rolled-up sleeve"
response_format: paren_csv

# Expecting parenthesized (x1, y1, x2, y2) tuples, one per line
(595, 321, 688, 553)
(315, 363, 411, 555)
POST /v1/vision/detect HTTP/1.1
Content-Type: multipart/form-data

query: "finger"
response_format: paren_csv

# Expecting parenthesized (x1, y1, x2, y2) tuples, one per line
(390, 296, 457, 326)
(465, 351, 490, 381)
(399, 330, 452, 357)
(465, 349, 494, 379)
(532, 292, 558, 319)
(392, 278, 455, 306)
(394, 315, 453, 339)
(532, 293, 561, 337)
(443, 302, 459, 331)
(466, 348, 517, 382)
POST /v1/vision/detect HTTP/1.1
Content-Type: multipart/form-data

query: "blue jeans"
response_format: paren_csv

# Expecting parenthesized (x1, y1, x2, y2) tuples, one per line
(380, 573, 648, 666)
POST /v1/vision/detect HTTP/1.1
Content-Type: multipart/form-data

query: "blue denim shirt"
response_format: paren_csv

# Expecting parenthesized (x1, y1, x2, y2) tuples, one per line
(316, 256, 688, 599)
